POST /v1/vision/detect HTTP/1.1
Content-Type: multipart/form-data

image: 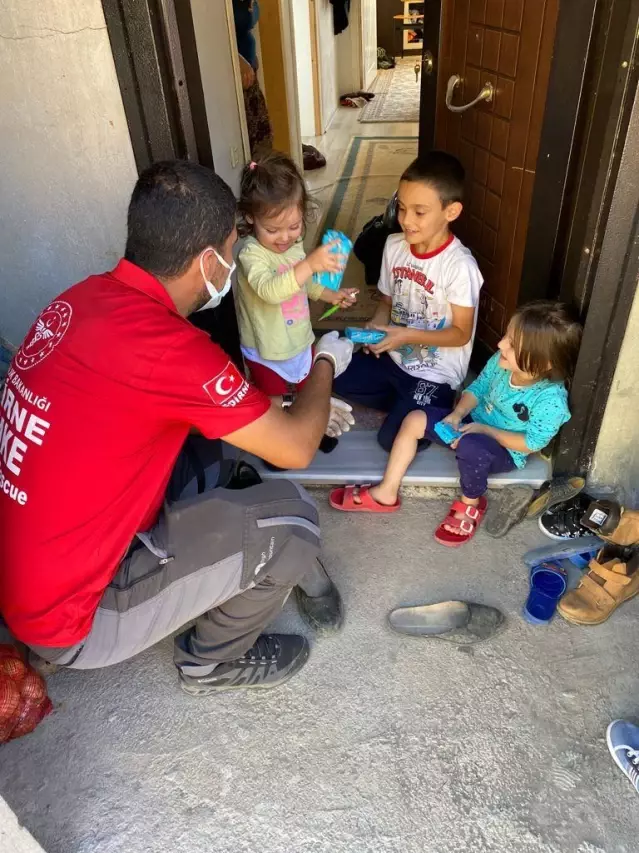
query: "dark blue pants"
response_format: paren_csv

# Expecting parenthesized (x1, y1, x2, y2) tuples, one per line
(422, 407, 516, 498)
(333, 352, 455, 452)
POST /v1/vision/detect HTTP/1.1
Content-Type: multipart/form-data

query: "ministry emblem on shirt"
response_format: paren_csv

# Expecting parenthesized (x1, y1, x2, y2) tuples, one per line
(15, 301, 73, 371)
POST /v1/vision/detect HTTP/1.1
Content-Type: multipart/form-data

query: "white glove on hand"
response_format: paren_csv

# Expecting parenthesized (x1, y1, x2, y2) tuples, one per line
(326, 397, 355, 438)
(314, 330, 354, 379)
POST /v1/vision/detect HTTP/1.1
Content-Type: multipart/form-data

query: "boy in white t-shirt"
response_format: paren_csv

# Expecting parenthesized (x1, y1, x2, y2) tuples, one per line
(331, 151, 483, 510)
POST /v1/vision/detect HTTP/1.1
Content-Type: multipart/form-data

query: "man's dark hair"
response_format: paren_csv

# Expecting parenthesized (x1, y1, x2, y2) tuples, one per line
(124, 160, 237, 278)
(400, 151, 465, 205)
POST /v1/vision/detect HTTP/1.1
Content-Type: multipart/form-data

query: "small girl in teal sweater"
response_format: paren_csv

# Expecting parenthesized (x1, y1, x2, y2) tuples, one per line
(330, 302, 582, 546)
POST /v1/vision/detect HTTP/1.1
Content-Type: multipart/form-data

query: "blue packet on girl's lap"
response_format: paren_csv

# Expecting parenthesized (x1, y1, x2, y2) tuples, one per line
(345, 327, 386, 345)
(312, 230, 353, 291)
(434, 420, 463, 445)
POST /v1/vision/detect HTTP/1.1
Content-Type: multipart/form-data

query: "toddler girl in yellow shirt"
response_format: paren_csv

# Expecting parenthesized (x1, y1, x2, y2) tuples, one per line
(236, 152, 358, 396)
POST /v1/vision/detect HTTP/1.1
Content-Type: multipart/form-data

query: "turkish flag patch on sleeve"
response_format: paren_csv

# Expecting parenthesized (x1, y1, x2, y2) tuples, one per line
(202, 361, 250, 407)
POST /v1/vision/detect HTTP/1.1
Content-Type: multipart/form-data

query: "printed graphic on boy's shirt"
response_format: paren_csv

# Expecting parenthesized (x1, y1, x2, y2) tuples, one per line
(391, 263, 435, 295)
(513, 403, 530, 422)
(391, 296, 427, 327)
(389, 267, 430, 325)
(395, 317, 446, 372)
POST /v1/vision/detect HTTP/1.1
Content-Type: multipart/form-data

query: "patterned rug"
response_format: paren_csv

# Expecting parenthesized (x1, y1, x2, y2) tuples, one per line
(359, 58, 421, 124)
(311, 135, 418, 332)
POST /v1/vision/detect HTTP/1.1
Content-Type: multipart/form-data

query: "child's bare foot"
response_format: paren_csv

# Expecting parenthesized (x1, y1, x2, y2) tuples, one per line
(434, 496, 488, 547)
(329, 484, 401, 513)
(339, 483, 397, 506)
(367, 484, 399, 507)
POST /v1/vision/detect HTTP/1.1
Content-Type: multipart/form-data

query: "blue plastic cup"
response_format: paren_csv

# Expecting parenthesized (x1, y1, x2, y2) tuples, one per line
(523, 564, 567, 625)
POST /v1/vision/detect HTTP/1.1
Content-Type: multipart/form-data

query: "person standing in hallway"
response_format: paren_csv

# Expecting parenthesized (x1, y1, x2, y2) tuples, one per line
(231, 0, 326, 170)
(0, 160, 353, 694)
(232, 0, 273, 158)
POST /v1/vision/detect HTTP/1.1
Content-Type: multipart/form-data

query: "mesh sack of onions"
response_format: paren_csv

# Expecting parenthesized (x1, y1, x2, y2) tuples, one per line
(0, 644, 53, 743)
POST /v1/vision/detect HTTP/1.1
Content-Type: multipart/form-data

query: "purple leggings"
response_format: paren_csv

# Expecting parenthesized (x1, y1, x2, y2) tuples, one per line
(423, 406, 516, 499)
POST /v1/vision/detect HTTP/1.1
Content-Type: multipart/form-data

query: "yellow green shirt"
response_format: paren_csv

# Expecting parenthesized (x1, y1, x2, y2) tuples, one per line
(236, 237, 324, 361)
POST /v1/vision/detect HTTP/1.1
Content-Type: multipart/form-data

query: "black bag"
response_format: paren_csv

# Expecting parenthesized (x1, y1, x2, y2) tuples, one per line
(353, 193, 402, 285)
(377, 47, 396, 70)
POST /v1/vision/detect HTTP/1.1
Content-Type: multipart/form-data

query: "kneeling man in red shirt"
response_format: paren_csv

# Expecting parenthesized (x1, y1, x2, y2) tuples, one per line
(0, 161, 353, 694)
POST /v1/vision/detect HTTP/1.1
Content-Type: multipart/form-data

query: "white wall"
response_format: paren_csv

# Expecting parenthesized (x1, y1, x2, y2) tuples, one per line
(0, 0, 138, 346)
(190, 0, 248, 194)
(589, 279, 639, 505)
(291, 0, 316, 137)
(316, 0, 338, 131)
(336, 0, 378, 96)
(361, 0, 378, 90)
(336, 11, 362, 96)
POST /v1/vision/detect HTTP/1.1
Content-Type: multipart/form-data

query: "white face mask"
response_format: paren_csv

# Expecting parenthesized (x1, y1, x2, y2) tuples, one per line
(197, 248, 236, 311)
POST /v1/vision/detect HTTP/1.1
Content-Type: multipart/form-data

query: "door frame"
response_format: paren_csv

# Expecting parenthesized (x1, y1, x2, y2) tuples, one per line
(224, 0, 252, 163)
(101, 0, 201, 170)
(309, 0, 324, 136)
(552, 0, 639, 476)
(417, 0, 441, 150)
(258, 0, 303, 165)
(101, 0, 244, 366)
(360, 0, 379, 91)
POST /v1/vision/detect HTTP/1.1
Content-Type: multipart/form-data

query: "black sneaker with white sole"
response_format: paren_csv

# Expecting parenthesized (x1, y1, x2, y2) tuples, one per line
(178, 633, 309, 695)
(538, 493, 593, 540)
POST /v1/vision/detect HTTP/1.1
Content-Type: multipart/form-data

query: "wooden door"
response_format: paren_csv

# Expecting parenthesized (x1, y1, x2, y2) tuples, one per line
(418, 0, 442, 149)
(434, 0, 559, 353)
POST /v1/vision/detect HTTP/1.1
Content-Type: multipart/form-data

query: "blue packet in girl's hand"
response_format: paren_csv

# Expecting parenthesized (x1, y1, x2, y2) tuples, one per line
(345, 327, 387, 345)
(312, 230, 353, 291)
(434, 420, 463, 445)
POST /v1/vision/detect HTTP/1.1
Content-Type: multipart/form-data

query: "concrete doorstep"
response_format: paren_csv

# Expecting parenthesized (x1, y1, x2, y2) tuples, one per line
(247, 429, 551, 487)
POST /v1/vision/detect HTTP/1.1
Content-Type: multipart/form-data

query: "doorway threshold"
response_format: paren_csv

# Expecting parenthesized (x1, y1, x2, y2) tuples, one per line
(247, 430, 551, 487)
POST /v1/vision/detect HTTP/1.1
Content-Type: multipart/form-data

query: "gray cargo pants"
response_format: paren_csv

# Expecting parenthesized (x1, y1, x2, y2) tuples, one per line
(30, 437, 321, 672)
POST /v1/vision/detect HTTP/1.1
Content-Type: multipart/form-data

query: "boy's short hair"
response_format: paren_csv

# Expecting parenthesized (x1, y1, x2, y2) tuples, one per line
(510, 301, 583, 383)
(400, 151, 465, 206)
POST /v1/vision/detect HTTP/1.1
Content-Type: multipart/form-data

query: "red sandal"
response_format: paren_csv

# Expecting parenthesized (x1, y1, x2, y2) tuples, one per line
(434, 497, 488, 547)
(329, 484, 401, 513)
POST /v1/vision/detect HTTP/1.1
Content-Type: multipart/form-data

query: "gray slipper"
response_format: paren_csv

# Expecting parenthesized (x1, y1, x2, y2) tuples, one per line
(388, 600, 506, 644)
(526, 476, 586, 519)
(484, 485, 535, 538)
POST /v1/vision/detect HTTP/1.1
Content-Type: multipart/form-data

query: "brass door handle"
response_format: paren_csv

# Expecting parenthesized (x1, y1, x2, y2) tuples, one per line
(422, 51, 434, 75)
(445, 74, 494, 113)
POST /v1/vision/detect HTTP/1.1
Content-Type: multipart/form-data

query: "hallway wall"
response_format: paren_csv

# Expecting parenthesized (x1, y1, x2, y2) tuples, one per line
(0, 0, 137, 346)
(316, 0, 338, 130)
(292, 0, 316, 137)
(589, 281, 639, 504)
(190, 0, 247, 191)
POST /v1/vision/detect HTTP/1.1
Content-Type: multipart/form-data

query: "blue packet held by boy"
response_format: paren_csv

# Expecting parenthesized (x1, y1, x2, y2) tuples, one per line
(434, 420, 463, 445)
(345, 327, 387, 345)
(312, 230, 353, 291)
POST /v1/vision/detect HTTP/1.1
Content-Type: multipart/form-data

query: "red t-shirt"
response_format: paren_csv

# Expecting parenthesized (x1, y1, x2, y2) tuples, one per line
(0, 260, 270, 647)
